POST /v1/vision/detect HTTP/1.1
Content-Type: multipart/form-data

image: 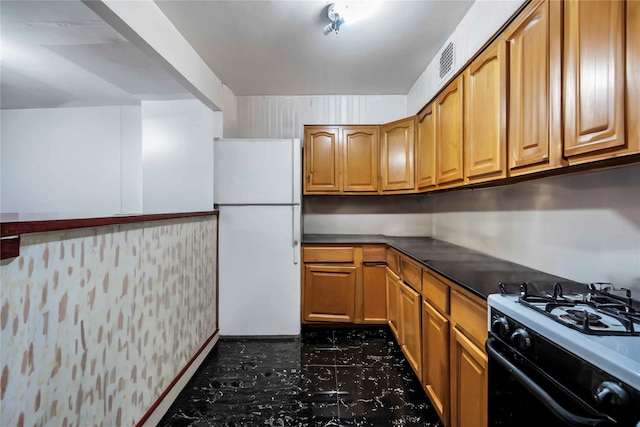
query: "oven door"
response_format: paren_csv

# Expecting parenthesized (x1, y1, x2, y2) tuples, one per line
(486, 337, 617, 427)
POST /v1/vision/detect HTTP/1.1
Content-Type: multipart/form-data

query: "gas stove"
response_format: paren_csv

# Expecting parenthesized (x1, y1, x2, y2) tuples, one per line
(489, 282, 640, 390)
(487, 282, 640, 426)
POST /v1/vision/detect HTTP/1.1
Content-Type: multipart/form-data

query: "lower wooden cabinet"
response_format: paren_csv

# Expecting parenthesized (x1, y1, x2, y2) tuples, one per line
(400, 282, 422, 379)
(303, 264, 356, 323)
(450, 327, 488, 427)
(386, 267, 401, 340)
(302, 245, 387, 325)
(362, 265, 387, 323)
(422, 300, 450, 427)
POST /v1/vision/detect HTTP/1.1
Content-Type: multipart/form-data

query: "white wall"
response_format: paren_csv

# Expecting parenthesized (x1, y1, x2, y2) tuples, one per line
(236, 95, 407, 139)
(141, 99, 215, 213)
(407, 0, 525, 114)
(1, 106, 141, 213)
(428, 165, 640, 294)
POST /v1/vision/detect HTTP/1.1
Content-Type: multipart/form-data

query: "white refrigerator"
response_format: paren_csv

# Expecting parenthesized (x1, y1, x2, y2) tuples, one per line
(214, 138, 301, 336)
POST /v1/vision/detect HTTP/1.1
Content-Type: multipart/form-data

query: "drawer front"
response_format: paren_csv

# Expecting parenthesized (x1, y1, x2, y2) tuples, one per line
(363, 245, 386, 263)
(303, 246, 354, 263)
(386, 250, 400, 274)
(400, 257, 422, 293)
(450, 289, 487, 347)
(422, 271, 450, 314)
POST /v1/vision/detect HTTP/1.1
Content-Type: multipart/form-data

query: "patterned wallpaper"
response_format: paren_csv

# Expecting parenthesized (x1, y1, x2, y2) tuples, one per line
(1, 216, 218, 426)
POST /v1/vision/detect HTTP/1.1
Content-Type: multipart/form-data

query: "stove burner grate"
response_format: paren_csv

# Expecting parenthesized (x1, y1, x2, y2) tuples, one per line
(499, 281, 640, 336)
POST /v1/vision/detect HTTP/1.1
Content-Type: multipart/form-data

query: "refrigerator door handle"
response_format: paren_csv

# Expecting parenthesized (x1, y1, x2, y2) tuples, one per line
(292, 204, 300, 265)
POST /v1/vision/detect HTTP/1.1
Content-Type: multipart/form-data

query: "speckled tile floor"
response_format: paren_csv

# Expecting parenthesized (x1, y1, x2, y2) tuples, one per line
(158, 327, 444, 426)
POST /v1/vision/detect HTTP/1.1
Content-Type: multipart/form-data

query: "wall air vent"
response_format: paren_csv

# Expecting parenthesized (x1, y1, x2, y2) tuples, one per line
(439, 42, 455, 81)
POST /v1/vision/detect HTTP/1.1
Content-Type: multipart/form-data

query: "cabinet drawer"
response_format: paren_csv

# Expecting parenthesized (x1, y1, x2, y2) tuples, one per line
(303, 246, 354, 263)
(386, 250, 400, 274)
(450, 289, 487, 347)
(400, 257, 422, 293)
(363, 245, 386, 263)
(422, 271, 450, 314)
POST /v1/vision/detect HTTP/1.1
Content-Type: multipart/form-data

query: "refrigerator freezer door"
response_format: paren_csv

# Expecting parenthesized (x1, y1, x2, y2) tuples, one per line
(218, 205, 301, 336)
(214, 139, 301, 205)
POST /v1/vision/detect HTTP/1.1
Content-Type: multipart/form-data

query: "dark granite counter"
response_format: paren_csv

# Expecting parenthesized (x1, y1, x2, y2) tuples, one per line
(303, 234, 577, 300)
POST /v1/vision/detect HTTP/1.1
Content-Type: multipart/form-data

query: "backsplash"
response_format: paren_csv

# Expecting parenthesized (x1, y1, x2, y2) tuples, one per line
(428, 165, 640, 295)
(0, 216, 217, 426)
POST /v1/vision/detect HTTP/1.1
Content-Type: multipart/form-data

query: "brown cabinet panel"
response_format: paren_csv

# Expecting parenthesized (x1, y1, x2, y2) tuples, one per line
(400, 282, 422, 379)
(342, 127, 379, 192)
(303, 246, 354, 263)
(417, 103, 437, 190)
(381, 117, 416, 191)
(505, 0, 564, 176)
(422, 271, 450, 315)
(386, 249, 400, 275)
(450, 289, 488, 348)
(465, 40, 507, 183)
(362, 245, 386, 263)
(422, 300, 450, 427)
(436, 76, 465, 188)
(563, 0, 626, 161)
(362, 265, 387, 324)
(303, 265, 356, 323)
(628, 0, 640, 152)
(450, 327, 488, 427)
(386, 267, 401, 341)
(304, 127, 340, 193)
(400, 257, 422, 293)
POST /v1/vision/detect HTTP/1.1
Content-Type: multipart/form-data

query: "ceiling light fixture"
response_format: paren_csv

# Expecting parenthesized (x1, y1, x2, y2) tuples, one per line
(322, 1, 382, 36)
(323, 3, 346, 35)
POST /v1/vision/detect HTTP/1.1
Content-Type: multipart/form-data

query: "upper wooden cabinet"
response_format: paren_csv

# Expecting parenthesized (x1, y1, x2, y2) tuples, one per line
(464, 40, 507, 183)
(563, 0, 632, 163)
(628, 0, 640, 151)
(342, 126, 380, 192)
(304, 126, 340, 193)
(304, 125, 379, 194)
(416, 103, 437, 190)
(436, 76, 465, 188)
(503, 0, 564, 176)
(380, 117, 416, 192)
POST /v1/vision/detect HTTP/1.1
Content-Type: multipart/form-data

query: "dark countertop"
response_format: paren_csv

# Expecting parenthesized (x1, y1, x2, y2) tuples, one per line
(303, 234, 578, 300)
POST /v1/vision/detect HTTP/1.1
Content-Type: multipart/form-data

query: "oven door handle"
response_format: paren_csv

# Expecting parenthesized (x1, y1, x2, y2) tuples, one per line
(486, 338, 614, 427)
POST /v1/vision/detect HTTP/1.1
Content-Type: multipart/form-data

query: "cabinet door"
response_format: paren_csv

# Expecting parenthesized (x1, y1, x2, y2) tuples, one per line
(400, 282, 422, 379)
(380, 117, 416, 191)
(304, 127, 340, 193)
(563, 0, 626, 162)
(416, 103, 437, 190)
(506, 0, 563, 176)
(386, 267, 401, 340)
(362, 264, 387, 324)
(342, 127, 379, 192)
(628, 0, 640, 150)
(464, 41, 507, 183)
(436, 76, 465, 188)
(422, 300, 450, 427)
(450, 327, 487, 427)
(303, 264, 356, 322)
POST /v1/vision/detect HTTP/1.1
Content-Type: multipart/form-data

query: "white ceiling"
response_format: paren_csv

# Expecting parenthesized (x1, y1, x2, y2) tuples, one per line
(154, 0, 475, 96)
(0, 0, 475, 109)
(0, 1, 191, 110)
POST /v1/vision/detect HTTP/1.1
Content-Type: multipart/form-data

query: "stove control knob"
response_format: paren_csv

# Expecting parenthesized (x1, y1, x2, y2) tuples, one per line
(491, 317, 510, 336)
(594, 382, 630, 407)
(510, 328, 531, 350)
